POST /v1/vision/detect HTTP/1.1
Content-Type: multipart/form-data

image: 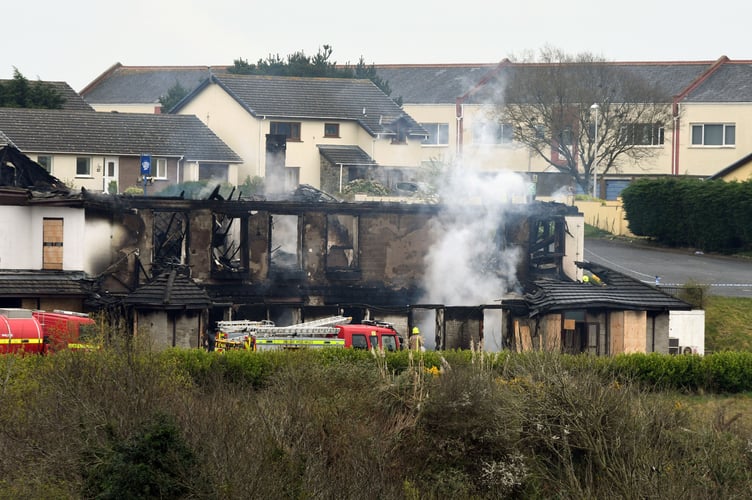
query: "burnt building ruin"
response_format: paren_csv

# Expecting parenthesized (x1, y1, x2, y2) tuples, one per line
(1, 145, 693, 354)
(78, 186, 583, 350)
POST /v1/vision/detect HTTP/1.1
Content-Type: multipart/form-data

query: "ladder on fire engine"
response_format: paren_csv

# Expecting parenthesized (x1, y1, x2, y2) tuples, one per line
(216, 315, 352, 344)
(252, 316, 352, 338)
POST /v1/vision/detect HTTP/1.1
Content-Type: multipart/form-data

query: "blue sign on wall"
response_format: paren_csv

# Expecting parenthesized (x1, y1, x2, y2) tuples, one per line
(140, 154, 152, 175)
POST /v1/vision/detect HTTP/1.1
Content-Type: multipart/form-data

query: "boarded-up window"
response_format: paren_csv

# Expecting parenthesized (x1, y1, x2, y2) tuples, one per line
(43, 218, 63, 270)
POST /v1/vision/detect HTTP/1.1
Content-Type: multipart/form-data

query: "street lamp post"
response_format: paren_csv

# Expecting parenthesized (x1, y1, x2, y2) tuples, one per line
(590, 103, 599, 197)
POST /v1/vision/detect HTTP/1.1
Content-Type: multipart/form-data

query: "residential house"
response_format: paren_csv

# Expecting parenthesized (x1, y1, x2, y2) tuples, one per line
(378, 57, 752, 198)
(0, 108, 241, 193)
(169, 73, 428, 193)
(79, 58, 752, 199)
(79, 63, 224, 113)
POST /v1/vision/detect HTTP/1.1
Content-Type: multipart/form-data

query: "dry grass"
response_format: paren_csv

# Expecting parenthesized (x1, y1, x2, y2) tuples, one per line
(1, 348, 751, 499)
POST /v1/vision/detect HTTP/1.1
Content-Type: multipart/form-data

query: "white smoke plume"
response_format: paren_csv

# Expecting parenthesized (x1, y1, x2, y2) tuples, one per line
(419, 165, 528, 306)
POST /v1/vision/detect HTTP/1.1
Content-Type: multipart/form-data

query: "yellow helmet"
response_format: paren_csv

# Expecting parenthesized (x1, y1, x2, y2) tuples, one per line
(582, 275, 590, 283)
(412, 326, 420, 335)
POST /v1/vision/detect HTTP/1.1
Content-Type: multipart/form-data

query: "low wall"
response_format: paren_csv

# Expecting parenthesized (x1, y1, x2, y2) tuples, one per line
(574, 199, 634, 237)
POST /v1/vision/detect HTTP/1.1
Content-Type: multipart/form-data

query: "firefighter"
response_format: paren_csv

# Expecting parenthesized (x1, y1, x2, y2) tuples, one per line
(206, 325, 216, 352)
(408, 326, 424, 351)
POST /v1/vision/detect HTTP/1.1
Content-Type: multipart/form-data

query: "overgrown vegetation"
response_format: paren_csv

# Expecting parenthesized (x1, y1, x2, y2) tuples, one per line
(2, 345, 752, 498)
(621, 177, 752, 253)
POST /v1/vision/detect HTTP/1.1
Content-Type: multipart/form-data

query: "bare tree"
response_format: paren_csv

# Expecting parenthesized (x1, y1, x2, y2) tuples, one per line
(500, 47, 672, 195)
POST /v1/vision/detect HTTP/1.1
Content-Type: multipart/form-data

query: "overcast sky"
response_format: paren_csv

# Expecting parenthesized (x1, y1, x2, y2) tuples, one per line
(5, 0, 752, 92)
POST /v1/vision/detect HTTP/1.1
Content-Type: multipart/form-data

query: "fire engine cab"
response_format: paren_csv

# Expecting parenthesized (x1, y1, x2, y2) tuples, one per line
(215, 316, 402, 352)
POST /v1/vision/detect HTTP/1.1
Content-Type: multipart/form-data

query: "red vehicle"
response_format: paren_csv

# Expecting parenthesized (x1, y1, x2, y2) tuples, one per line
(216, 316, 403, 351)
(32, 310, 97, 352)
(334, 323, 402, 351)
(0, 308, 45, 354)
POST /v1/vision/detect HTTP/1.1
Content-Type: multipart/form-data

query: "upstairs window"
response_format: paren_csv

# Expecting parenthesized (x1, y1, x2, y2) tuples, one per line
(473, 120, 514, 144)
(421, 123, 449, 146)
(324, 123, 340, 138)
(620, 123, 665, 146)
(270, 121, 301, 141)
(43, 218, 63, 270)
(326, 214, 359, 270)
(691, 123, 735, 146)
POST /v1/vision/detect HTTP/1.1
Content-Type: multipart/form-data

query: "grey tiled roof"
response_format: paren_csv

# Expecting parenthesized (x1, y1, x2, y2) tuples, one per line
(525, 261, 692, 317)
(683, 62, 752, 102)
(81, 64, 228, 104)
(317, 145, 377, 166)
(0, 270, 89, 297)
(464, 61, 715, 105)
(374, 64, 498, 104)
(0, 80, 94, 111)
(124, 271, 212, 310)
(0, 108, 241, 162)
(182, 73, 426, 138)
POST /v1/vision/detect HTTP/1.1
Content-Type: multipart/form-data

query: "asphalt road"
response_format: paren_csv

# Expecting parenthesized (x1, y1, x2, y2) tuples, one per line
(584, 238, 752, 298)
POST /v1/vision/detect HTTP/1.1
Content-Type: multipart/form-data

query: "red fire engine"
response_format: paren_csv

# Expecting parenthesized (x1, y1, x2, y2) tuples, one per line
(32, 310, 97, 352)
(0, 308, 97, 354)
(0, 308, 45, 354)
(215, 316, 403, 352)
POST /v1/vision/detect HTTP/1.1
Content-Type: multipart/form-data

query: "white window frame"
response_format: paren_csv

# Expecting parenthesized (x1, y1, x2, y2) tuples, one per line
(691, 123, 735, 147)
(420, 123, 449, 146)
(154, 158, 167, 179)
(473, 119, 514, 145)
(75, 157, 91, 177)
(37, 155, 53, 172)
(620, 123, 665, 147)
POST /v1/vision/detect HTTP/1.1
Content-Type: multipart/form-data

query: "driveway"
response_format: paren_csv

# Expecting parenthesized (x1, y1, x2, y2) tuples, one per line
(584, 237, 752, 298)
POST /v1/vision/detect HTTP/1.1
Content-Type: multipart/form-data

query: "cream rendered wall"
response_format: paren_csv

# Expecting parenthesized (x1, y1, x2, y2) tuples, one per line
(719, 163, 752, 182)
(401, 104, 456, 166)
(177, 84, 259, 184)
(45, 154, 104, 191)
(0, 206, 87, 270)
(676, 103, 752, 176)
(369, 136, 425, 168)
(89, 103, 160, 114)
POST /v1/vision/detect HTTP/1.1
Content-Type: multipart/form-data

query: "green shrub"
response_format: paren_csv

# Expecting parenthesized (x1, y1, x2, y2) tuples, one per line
(82, 413, 204, 499)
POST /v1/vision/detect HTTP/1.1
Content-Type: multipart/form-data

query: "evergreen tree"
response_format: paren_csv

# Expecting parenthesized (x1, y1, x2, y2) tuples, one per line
(229, 45, 397, 100)
(0, 68, 64, 109)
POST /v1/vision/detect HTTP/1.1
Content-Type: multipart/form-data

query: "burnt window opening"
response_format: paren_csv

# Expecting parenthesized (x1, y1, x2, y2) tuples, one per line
(152, 211, 188, 275)
(391, 120, 408, 144)
(326, 214, 359, 270)
(212, 213, 248, 276)
(270, 214, 302, 272)
(529, 217, 565, 277)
